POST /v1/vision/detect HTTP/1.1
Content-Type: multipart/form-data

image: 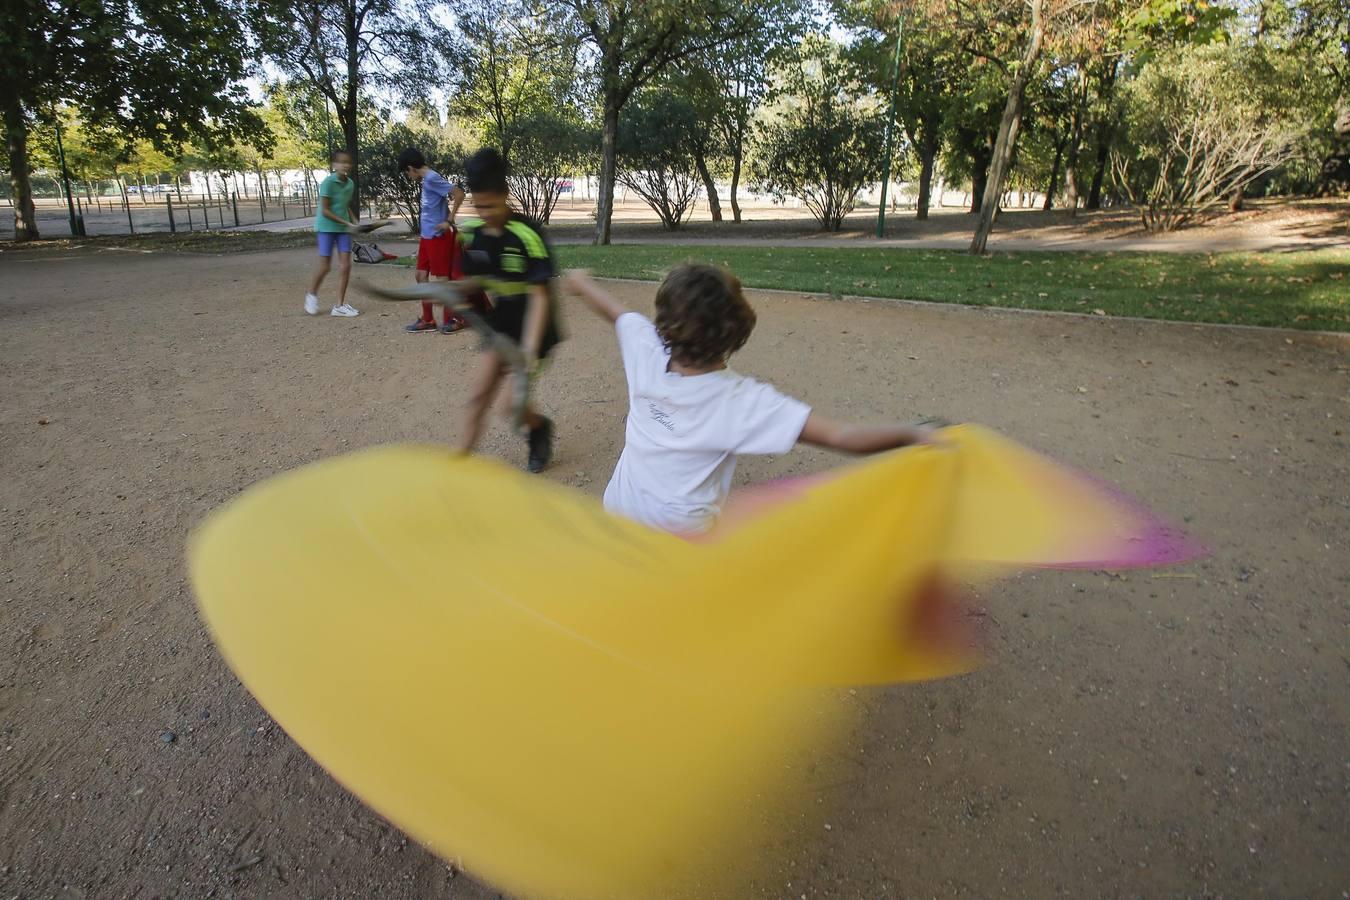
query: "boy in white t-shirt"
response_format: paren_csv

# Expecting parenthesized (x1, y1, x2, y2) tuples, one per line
(563, 266, 934, 534)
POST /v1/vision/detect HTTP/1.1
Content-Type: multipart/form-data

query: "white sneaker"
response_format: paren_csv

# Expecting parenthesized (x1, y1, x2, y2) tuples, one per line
(331, 303, 360, 317)
(304, 293, 320, 315)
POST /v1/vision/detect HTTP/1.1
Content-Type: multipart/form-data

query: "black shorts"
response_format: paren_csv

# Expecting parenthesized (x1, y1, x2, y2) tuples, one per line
(487, 292, 562, 360)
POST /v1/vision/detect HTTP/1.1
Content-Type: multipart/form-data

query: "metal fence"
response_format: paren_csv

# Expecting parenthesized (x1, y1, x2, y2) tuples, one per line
(1, 189, 322, 239)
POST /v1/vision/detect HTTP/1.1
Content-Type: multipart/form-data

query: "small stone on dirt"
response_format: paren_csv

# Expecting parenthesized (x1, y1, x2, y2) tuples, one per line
(160, 731, 176, 744)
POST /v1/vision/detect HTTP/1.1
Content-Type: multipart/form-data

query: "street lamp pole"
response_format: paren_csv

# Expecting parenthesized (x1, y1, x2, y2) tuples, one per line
(53, 114, 82, 236)
(876, 17, 905, 240)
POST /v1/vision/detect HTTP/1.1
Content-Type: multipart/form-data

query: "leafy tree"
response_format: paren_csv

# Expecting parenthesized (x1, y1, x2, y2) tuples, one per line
(266, 82, 335, 164)
(938, 67, 1005, 213)
(182, 142, 250, 198)
(615, 88, 703, 230)
(674, 20, 804, 223)
(956, 0, 1068, 252)
(1074, 0, 1238, 209)
(257, 83, 331, 197)
(124, 141, 177, 200)
(1112, 43, 1306, 230)
(839, 1, 980, 220)
(360, 120, 466, 231)
(1254, 0, 1349, 195)
(448, 0, 582, 165)
(506, 110, 597, 222)
(252, 0, 437, 213)
(1019, 66, 1077, 208)
(751, 38, 887, 231)
(556, 0, 809, 244)
(2, 0, 266, 239)
(22, 107, 122, 202)
(665, 67, 731, 221)
(262, 81, 338, 200)
(1081, 58, 1124, 208)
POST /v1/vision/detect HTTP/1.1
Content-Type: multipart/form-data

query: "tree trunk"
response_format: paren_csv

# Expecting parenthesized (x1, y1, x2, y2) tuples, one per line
(1087, 138, 1110, 209)
(1043, 136, 1065, 210)
(1085, 60, 1120, 210)
(694, 150, 722, 222)
(969, 143, 991, 214)
(916, 142, 937, 220)
(1063, 76, 1087, 214)
(729, 150, 743, 223)
(344, 1, 361, 217)
(971, 0, 1045, 255)
(594, 97, 619, 245)
(4, 97, 39, 241)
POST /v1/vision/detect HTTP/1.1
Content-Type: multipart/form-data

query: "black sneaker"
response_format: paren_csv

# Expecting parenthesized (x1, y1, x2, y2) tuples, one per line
(527, 417, 554, 473)
(405, 319, 438, 333)
(441, 316, 469, 334)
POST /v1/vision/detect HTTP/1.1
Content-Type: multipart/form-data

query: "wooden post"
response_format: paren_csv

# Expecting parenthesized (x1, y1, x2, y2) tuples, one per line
(166, 197, 176, 233)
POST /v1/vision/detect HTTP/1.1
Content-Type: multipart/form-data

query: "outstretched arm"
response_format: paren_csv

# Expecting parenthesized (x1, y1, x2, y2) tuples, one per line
(449, 184, 465, 224)
(799, 413, 934, 454)
(562, 269, 628, 323)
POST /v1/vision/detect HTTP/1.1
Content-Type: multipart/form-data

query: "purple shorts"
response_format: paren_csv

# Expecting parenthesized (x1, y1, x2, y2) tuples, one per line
(317, 232, 352, 257)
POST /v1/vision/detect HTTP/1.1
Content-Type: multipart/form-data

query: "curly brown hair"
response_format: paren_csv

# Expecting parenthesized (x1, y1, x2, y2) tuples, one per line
(654, 263, 757, 368)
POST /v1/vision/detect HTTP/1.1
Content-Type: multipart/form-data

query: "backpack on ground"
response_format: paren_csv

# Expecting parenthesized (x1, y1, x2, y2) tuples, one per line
(353, 241, 384, 264)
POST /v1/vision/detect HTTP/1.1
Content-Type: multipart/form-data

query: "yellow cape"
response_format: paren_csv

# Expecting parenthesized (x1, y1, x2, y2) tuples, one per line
(189, 425, 1188, 898)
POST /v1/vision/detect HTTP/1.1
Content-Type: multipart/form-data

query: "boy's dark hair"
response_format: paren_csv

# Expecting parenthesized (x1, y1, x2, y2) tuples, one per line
(464, 147, 508, 193)
(396, 147, 426, 171)
(330, 148, 352, 162)
(654, 263, 757, 368)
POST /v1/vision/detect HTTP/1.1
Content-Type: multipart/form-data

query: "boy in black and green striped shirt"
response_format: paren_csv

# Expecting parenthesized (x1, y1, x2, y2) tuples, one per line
(455, 148, 563, 473)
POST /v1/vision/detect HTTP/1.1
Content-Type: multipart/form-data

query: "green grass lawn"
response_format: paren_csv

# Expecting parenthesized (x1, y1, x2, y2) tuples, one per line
(538, 246, 1348, 332)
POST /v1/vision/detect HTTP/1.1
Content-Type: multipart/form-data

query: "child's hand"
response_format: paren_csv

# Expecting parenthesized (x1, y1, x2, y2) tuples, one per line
(434, 220, 451, 234)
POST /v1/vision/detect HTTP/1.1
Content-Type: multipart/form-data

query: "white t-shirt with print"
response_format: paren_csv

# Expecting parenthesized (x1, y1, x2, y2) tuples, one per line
(603, 312, 811, 533)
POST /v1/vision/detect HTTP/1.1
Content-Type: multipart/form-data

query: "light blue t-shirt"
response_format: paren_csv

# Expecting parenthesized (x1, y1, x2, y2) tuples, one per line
(420, 170, 451, 239)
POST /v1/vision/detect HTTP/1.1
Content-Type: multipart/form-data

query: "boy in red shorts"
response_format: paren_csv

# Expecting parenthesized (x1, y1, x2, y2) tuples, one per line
(397, 147, 473, 334)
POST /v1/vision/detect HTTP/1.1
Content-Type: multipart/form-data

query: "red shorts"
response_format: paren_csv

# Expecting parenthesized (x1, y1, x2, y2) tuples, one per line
(416, 232, 460, 278)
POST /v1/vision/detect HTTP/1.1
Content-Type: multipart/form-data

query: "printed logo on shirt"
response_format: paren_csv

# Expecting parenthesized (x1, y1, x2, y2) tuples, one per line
(647, 402, 676, 432)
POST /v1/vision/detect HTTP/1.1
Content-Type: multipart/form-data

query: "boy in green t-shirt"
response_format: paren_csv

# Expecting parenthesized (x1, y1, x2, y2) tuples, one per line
(305, 149, 360, 317)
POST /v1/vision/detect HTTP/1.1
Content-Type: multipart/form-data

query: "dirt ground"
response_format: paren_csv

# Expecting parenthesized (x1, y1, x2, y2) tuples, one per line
(541, 198, 1350, 254)
(1, 245, 1347, 899)
(22, 196, 1347, 255)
